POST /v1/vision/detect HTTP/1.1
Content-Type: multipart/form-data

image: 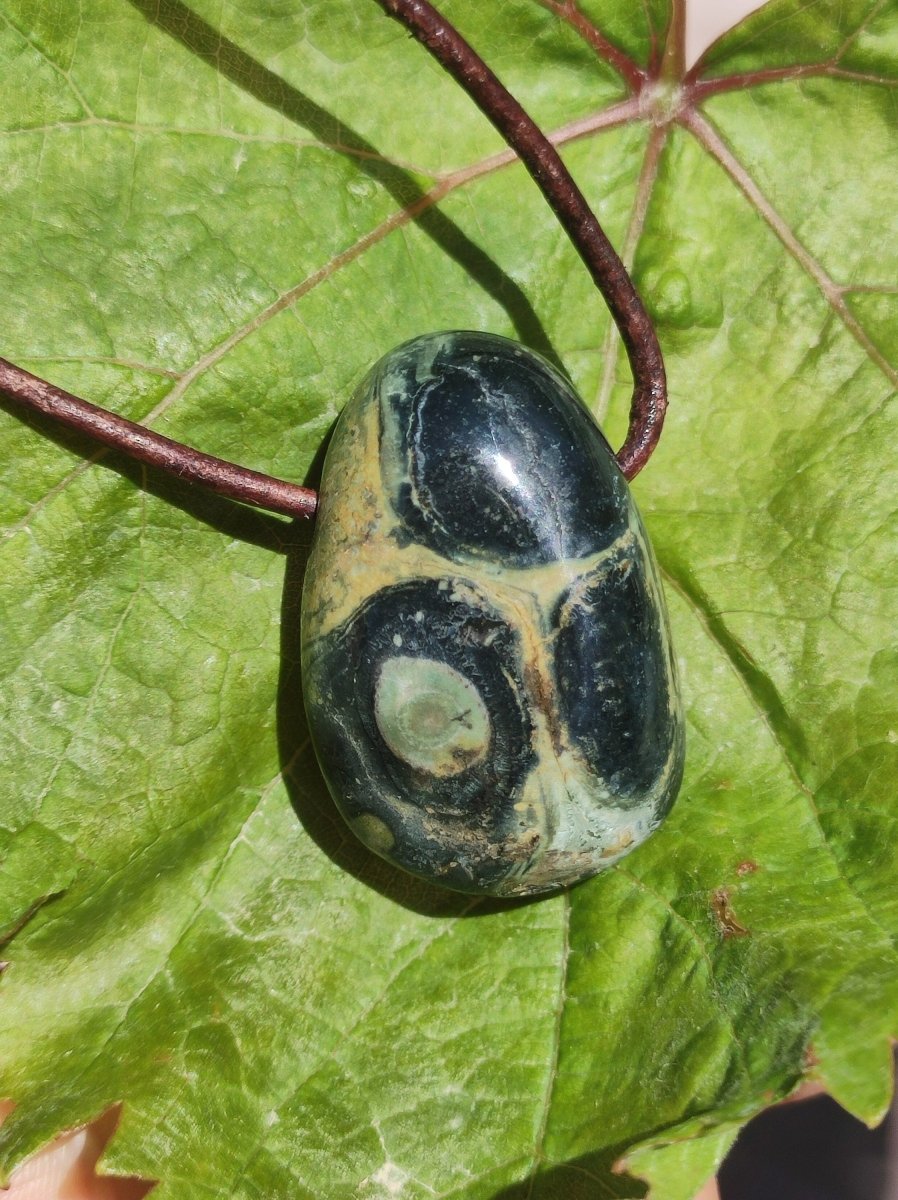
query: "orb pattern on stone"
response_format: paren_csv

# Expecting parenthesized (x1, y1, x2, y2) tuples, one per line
(301, 332, 684, 897)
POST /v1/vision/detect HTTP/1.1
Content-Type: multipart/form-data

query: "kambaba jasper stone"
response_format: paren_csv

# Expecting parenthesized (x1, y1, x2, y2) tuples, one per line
(300, 332, 684, 897)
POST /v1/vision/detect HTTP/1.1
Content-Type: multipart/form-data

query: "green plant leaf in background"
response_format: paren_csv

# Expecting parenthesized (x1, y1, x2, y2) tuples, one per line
(0, 0, 895, 1195)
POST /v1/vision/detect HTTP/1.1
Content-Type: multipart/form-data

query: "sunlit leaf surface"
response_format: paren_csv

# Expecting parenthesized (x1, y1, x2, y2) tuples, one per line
(0, 1, 895, 1196)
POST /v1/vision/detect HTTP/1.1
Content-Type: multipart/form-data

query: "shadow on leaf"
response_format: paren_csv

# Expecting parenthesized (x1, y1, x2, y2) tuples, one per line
(487, 1149, 645, 1200)
(275, 527, 547, 919)
(0, 394, 303, 556)
(126, 0, 561, 368)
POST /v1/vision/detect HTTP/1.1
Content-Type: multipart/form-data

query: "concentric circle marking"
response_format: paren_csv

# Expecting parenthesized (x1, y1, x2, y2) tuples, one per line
(374, 655, 490, 775)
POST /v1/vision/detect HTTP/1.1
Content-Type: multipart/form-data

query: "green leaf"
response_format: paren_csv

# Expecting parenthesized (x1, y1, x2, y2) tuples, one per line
(0, 0, 895, 1195)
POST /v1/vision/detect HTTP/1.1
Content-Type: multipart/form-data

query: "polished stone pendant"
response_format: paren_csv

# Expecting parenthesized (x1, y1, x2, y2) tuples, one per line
(301, 332, 684, 897)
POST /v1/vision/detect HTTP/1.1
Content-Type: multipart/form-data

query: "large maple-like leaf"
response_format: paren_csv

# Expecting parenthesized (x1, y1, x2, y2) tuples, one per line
(0, 1, 895, 1196)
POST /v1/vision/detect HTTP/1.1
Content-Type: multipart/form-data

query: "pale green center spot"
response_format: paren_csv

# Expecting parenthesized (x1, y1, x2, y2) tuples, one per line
(374, 655, 490, 776)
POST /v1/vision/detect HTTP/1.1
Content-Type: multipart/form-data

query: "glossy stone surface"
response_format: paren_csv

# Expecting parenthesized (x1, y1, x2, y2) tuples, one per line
(301, 332, 684, 897)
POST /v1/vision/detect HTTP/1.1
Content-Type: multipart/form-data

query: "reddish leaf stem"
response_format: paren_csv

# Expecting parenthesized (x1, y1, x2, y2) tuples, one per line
(376, 0, 667, 479)
(687, 62, 831, 99)
(0, 358, 318, 519)
(660, 0, 686, 85)
(536, 0, 647, 93)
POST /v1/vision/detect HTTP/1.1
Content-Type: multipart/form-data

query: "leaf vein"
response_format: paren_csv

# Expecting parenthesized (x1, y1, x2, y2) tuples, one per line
(45, 748, 308, 1106)
(226, 897, 481, 1192)
(533, 0, 646, 92)
(3, 98, 641, 539)
(681, 107, 898, 389)
(613, 865, 752, 1086)
(594, 121, 668, 420)
(524, 889, 570, 1197)
(659, 562, 898, 955)
(0, 12, 94, 117)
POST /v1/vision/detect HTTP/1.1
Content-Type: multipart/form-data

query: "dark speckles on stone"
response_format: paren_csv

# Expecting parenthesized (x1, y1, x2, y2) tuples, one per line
(300, 331, 685, 896)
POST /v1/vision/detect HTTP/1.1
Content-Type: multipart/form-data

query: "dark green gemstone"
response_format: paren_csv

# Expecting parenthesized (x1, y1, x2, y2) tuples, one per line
(301, 332, 684, 897)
